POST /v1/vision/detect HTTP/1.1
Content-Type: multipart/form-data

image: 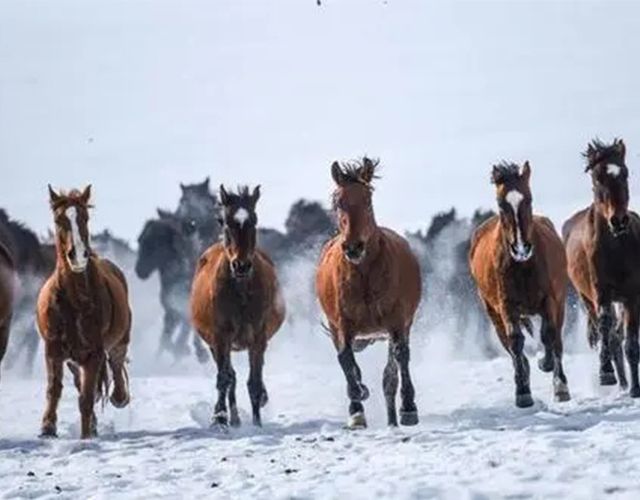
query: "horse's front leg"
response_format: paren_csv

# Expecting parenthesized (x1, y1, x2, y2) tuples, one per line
(40, 345, 64, 438)
(624, 301, 640, 397)
(335, 331, 369, 429)
(390, 331, 418, 426)
(597, 302, 617, 385)
(78, 353, 103, 439)
(248, 337, 267, 427)
(209, 339, 233, 427)
(507, 317, 533, 408)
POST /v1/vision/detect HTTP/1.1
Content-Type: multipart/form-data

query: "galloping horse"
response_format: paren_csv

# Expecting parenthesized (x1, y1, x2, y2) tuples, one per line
(564, 139, 640, 396)
(0, 239, 15, 380)
(470, 162, 570, 407)
(191, 185, 285, 427)
(316, 158, 422, 428)
(37, 186, 132, 438)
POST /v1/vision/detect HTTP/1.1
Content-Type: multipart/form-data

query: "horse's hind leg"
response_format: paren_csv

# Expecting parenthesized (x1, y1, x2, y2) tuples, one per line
(610, 319, 627, 389)
(248, 338, 267, 427)
(227, 363, 240, 427)
(390, 331, 418, 426)
(40, 346, 64, 438)
(336, 339, 369, 429)
(159, 309, 179, 356)
(383, 341, 399, 426)
(624, 301, 640, 398)
(78, 354, 103, 439)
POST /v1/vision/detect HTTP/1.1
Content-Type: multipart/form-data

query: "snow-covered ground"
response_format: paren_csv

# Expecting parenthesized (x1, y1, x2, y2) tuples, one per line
(2, 322, 640, 499)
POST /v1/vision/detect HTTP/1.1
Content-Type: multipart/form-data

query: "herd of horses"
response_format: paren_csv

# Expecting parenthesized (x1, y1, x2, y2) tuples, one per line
(0, 137, 638, 437)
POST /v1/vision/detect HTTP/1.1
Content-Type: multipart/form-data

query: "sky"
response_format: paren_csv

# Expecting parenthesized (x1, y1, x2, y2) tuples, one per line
(1, 0, 640, 243)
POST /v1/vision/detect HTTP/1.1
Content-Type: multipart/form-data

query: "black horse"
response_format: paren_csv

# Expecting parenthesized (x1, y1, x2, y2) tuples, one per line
(136, 209, 208, 362)
(0, 209, 54, 375)
(176, 177, 221, 254)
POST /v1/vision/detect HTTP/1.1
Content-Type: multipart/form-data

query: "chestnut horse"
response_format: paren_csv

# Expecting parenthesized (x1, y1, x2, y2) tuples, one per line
(191, 185, 285, 427)
(564, 138, 640, 396)
(316, 158, 422, 428)
(37, 186, 132, 439)
(0, 241, 15, 380)
(470, 162, 570, 407)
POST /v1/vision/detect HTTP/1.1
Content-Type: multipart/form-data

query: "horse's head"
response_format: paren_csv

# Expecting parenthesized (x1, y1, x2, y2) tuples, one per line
(177, 177, 217, 222)
(219, 184, 260, 280)
(491, 161, 534, 262)
(331, 157, 379, 265)
(585, 138, 630, 237)
(48, 185, 93, 273)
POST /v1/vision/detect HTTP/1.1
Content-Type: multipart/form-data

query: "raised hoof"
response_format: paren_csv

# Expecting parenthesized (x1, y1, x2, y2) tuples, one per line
(110, 392, 130, 409)
(347, 412, 367, 430)
(600, 372, 617, 386)
(515, 393, 534, 408)
(537, 356, 554, 373)
(400, 410, 419, 426)
(630, 386, 640, 398)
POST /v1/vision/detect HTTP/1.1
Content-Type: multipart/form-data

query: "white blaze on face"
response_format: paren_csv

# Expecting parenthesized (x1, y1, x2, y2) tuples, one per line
(65, 206, 89, 272)
(234, 208, 250, 226)
(505, 190, 529, 259)
(607, 163, 621, 177)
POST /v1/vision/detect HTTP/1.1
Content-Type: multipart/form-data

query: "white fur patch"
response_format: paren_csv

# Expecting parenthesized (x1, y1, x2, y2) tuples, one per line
(234, 208, 250, 226)
(505, 190, 527, 256)
(607, 163, 621, 177)
(66, 206, 88, 271)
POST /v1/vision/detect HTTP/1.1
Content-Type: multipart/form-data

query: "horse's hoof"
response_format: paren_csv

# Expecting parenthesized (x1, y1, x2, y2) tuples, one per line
(346, 412, 367, 430)
(537, 356, 554, 373)
(619, 378, 629, 390)
(630, 386, 640, 398)
(400, 410, 419, 426)
(39, 426, 58, 439)
(230, 413, 241, 428)
(600, 372, 617, 386)
(212, 411, 228, 428)
(515, 393, 534, 408)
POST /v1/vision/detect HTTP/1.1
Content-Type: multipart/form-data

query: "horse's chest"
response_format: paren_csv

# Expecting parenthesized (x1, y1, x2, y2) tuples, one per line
(596, 242, 640, 296)
(503, 268, 544, 314)
(215, 288, 267, 349)
(339, 273, 391, 326)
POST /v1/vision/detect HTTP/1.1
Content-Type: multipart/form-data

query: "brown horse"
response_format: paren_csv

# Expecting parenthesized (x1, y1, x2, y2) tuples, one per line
(315, 158, 422, 428)
(470, 161, 570, 407)
(0, 241, 15, 380)
(37, 186, 132, 439)
(564, 138, 640, 396)
(191, 185, 285, 427)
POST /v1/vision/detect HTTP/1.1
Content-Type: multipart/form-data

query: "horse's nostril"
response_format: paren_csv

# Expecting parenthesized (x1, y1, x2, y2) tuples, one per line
(83, 250, 89, 259)
(67, 248, 76, 260)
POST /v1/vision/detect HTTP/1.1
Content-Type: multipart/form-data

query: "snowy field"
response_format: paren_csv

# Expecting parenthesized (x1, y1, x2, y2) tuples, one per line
(2, 339, 640, 499)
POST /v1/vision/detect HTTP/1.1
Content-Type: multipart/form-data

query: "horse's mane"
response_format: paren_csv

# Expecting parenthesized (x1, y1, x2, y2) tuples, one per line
(223, 186, 255, 208)
(583, 138, 624, 171)
(50, 189, 94, 210)
(491, 161, 521, 185)
(335, 157, 380, 186)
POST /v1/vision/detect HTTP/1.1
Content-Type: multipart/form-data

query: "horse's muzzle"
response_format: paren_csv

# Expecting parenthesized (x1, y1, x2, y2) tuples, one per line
(230, 259, 253, 279)
(609, 214, 630, 237)
(342, 241, 365, 264)
(509, 242, 533, 262)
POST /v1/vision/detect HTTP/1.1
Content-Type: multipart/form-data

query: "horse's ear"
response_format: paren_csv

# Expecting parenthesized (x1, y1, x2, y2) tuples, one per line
(179, 182, 186, 192)
(585, 143, 597, 171)
(219, 184, 229, 205)
(48, 184, 61, 205)
(490, 166, 502, 185)
(157, 208, 172, 220)
(359, 157, 376, 184)
(331, 161, 344, 186)
(251, 185, 261, 206)
(520, 161, 531, 183)
(202, 177, 210, 192)
(80, 184, 92, 205)
(615, 138, 626, 159)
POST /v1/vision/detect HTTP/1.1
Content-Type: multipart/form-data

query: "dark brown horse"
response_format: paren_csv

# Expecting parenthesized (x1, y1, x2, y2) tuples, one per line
(315, 158, 422, 428)
(0, 241, 15, 380)
(470, 161, 570, 407)
(37, 186, 132, 439)
(564, 138, 640, 396)
(191, 185, 285, 427)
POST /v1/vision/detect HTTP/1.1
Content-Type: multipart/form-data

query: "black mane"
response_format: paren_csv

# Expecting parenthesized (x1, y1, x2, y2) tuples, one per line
(491, 161, 521, 185)
(583, 138, 625, 171)
(335, 157, 380, 185)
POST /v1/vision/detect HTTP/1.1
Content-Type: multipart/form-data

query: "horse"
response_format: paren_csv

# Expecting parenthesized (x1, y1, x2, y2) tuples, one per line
(0, 209, 53, 375)
(470, 161, 570, 407)
(315, 157, 422, 428)
(563, 138, 640, 396)
(37, 186, 132, 439)
(135, 209, 208, 363)
(0, 240, 15, 380)
(191, 185, 285, 427)
(176, 177, 221, 253)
